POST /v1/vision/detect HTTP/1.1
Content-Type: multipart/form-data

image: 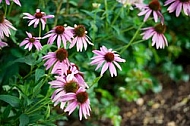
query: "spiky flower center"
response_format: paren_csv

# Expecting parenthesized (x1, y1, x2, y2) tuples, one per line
(74, 25, 86, 37)
(0, 11, 4, 23)
(104, 52, 114, 62)
(179, 0, 190, 2)
(29, 38, 35, 43)
(67, 69, 72, 74)
(56, 48, 68, 61)
(154, 23, 166, 34)
(35, 12, 43, 18)
(76, 91, 88, 104)
(64, 81, 79, 93)
(149, 0, 161, 11)
(55, 26, 65, 34)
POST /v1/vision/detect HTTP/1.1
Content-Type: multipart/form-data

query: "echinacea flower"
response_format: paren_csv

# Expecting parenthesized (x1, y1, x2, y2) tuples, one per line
(69, 24, 93, 52)
(20, 32, 42, 51)
(42, 48, 70, 74)
(55, 63, 89, 88)
(49, 74, 80, 109)
(43, 25, 73, 48)
(0, 39, 8, 49)
(90, 46, 126, 77)
(136, 0, 164, 24)
(164, 0, 190, 17)
(0, 0, 21, 6)
(61, 87, 91, 120)
(23, 9, 54, 30)
(0, 11, 16, 39)
(141, 23, 168, 49)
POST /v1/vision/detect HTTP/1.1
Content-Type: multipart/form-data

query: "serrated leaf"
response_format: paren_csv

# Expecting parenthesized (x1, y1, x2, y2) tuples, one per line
(19, 114, 29, 126)
(0, 95, 20, 107)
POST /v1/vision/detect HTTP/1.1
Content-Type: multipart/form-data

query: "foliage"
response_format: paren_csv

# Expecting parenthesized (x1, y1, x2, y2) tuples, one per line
(0, 0, 189, 126)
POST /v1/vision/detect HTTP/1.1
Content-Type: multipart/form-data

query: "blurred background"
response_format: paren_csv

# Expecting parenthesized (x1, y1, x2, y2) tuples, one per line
(0, 0, 190, 126)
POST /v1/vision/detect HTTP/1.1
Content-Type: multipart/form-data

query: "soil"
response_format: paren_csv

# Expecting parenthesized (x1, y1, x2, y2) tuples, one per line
(119, 81, 190, 126)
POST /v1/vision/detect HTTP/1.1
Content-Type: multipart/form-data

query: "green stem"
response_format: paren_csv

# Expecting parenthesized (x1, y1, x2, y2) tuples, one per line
(39, 22, 42, 37)
(65, 0, 70, 14)
(119, 22, 145, 54)
(111, 7, 123, 25)
(89, 76, 102, 88)
(53, 0, 64, 27)
(25, 100, 51, 115)
(115, 39, 146, 51)
(104, 0, 109, 31)
(4, 4, 7, 16)
(95, 26, 134, 43)
(7, 2, 13, 16)
(131, 39, 146, 46)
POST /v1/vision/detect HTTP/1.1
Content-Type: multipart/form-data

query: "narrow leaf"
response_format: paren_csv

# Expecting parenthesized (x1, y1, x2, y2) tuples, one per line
(0, 95, 20, 107)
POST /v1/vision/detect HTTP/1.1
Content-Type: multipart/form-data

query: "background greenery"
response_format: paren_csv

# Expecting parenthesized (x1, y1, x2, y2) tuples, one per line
(0, 0, 189, 126)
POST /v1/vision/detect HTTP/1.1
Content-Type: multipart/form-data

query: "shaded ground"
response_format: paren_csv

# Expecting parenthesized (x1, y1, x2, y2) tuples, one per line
(119, 81, 190, 126)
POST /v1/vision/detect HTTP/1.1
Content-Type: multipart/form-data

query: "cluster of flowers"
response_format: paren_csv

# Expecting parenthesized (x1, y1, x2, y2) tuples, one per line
(21, 8, 94, 120)
(1, 0, 126, 120)
(118, 0, 190, 49)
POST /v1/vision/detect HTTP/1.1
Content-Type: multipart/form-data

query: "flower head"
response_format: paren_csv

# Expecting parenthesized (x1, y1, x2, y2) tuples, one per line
(42, 48, 70, 74)
(55, 63, 89, 88)
(43, 25, 73, 48)
(164, 0, 190, 17)
(0, 11, 16, 39)
(61, 87, 91, 120)
(141, 23, 168, 49)
(23, 9, 54, 30)
(0, 39, 8, 49)
(0, 0, 21, 6)
(20, 32, 42, 51)
(90, 46, 126, 77)
(136, 0, 164, 24)
(49, 74, 80, 109)
(69, 24, 93, 52)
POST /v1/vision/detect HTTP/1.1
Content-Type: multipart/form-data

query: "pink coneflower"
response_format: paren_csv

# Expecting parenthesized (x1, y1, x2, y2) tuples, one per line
(20, 32, 42, 51)
(61, 87, 91, 120)
(69, 24, 93, 52)
(23, 9, 54, 30)
(0, 0, 21, 6)
(141, 23, 168, 49)
(0, 11, 16, 39)
(90, 46, 126, 77)
(55, 63, 89, 88)
(164, 0, 190, 17)
(43, 25, 73, 48)
(0, 39, 8, 49)
(136, 0, 164, 24)
(49, 74, 80, 109)
(42, 48, 70, 74)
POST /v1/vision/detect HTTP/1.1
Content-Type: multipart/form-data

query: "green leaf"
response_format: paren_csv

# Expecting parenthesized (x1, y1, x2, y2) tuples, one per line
(2, 105, 12, 119)
(19, 114, 29, 126)
(33, 79, 45, 96)
(35, 69, 45, 83)
(45, 104, 50, 119)
(113, 115, 122, 126)
(0, 95, 20, 107)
